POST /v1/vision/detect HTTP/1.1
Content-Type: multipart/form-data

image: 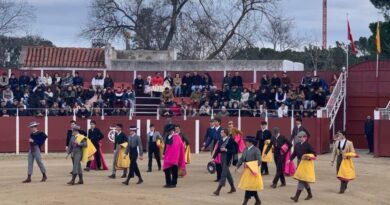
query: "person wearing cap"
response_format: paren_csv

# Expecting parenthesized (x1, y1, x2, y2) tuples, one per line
(22, 121, 48, 183)
(108, 123, 128, 179)
(66, 126, 88, 185)
(212, 128, 236, 196)
(163, 124, 186, 188)
(85, 120, 106, 171)
(264, 127, 292, 189)
(291, 117, 310, 145)
(289, 131, 316, 202)
(147, 124, 163, 172)
(255, 121, 272, 175)
(122, 125, 144, 185)
(236, 136, 263, 205)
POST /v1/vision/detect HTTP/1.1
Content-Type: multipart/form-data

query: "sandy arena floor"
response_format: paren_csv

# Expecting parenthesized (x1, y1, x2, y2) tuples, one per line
(0, 151, 389, 205)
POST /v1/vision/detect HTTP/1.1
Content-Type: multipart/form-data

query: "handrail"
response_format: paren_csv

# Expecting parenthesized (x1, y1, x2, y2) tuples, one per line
(375, 100, 390, 120)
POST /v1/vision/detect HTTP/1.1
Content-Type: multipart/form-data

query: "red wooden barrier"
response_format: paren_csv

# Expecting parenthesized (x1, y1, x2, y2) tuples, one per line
(374, 120, 390, 157)
(0, 118, 16, 152)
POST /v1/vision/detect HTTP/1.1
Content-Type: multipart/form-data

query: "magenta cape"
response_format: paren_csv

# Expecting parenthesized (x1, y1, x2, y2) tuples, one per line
(90, 141, 109, 170)
(234, 134, 245, 153)
(284, 151, 296, 176)
(163, 134, 186, 174)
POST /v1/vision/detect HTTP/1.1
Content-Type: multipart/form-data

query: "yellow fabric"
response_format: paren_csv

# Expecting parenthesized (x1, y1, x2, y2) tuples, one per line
(293, 154, 316, 183)
(185, 145, 191, 164)
(238, 161, 264, 191)
(262, 140, 273, 162)
(376, 22, 381, 54)
(337, 152, 356, 180)
(157, 139, 165, 158)
(116, 142, 130, 170)
(75, 134, 97, 163)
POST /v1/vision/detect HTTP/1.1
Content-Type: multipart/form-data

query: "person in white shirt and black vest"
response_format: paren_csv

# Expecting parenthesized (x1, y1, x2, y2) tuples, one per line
(147, 124, 162, 172)
(255, 121, 272, 175)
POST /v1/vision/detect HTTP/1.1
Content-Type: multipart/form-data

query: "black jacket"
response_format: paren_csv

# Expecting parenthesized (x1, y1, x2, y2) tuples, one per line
(88, 128, 104, 144)
(290, 141, 316, 161)
(364, 119, 374, 137)
(291, 125, 310, 143)
(212, 137, 236, 166)
(265, 134, 292, 156)
(114, 132, 127, 150)
(66, 129, 87, 146)
(255, 129, 272, 151)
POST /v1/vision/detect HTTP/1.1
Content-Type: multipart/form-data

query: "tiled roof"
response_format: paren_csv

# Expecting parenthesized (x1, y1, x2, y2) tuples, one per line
(22, 47, 106, 68)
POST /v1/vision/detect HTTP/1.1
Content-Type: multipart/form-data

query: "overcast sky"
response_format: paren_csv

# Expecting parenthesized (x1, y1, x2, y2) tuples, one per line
(26, 0, 383, 48)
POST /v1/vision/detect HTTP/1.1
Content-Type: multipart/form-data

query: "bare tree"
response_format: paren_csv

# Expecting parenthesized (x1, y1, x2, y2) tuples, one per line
(0, 0, 35, 35)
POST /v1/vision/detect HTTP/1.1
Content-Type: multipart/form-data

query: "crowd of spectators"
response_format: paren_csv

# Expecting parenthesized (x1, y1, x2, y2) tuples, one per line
(0, 71, 135, 117)
(140, 71, 336, 118)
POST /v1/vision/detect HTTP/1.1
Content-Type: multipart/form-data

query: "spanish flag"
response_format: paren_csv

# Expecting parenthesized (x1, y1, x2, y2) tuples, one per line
(376, 22, 381, 54)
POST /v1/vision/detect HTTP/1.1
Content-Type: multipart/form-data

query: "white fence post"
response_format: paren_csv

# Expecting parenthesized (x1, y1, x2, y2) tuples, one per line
(195, 120, 200, 154)
(16, 108, 19, 155)
(44, 109, 48, 154)
(136, 119, 141, 137)
(146, 119, 151, 134)
(238, 109, 242, 130)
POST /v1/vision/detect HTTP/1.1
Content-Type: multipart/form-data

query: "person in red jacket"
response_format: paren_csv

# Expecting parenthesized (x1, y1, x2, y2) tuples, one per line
(152, 72, 164, 86)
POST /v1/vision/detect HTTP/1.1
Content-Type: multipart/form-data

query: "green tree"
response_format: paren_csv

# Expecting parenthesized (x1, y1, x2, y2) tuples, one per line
(370, 0, 390, 20)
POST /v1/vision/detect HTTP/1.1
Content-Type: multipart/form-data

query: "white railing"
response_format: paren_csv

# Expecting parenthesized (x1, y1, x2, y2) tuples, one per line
(375, 101, 390, 120)
(317, 72, 346, 129)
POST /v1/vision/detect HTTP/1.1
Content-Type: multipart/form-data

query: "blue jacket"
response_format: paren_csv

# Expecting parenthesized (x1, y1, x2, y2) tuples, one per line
(205, 126, 223, 148)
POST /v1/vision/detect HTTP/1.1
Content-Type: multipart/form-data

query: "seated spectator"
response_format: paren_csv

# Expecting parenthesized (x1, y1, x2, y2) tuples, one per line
(240, 104, 252, 117)
(61, 72, 73, 87)
(199, 101, 211, 116)
(0, 72, 9, 88)
(76, 106, 90, 118)
(144, 76, 152, 95)
(203, 73, 216, 91)
(124, 88, 135, 108)
(286, 89, 297, 108)
(222, 72, 232, 90)
(260, 74, 270, 88)
(13, 86, 23, 102)
(191, 72, 204, 91)
(230, 71, 243, 88)
(300, 72, 312, 91)
(151, 72, 164, 94)
(315, 87, 327, 107)
(277, 103, 289, 118)
(48, 102, 60, 116)
(173, 73, 182, 97)
(281, 72, 291, 90)
(190, 88, 202, 107)
(18, 105, 31, 116)
(181, 72, 192, 97)
(53, 73, 61, 85)
(73, 72, 84, 86)
(29, 73, 38, 88)
(134, 74, 145, 96)
(1, 108, 10, 117)
(92, 73, 104, 90)
(19, 71, 30, 90)
(267, 88, 276, 109)
(114, 87, 125, 108)
(304, 87, 316, 109)
(241, 88, 250, 104)
(229, 86, 241, 105)
(189, 107, 198, 117)
(311, 76, 321, 90)
(256, 87, 269, 106)
(103, 88, 115, 107)
(296, 88, 305, 108)
(170, 102, 181, 116)
(229, 102, 240, 116)
(161, 87, 174, 103)
(271, 73, 281, 88)
(164, 73, 173, 89)
(2, 86, 14, 104)
(275, 87, 286, 108)
(159, 102, 172, 117)
(8, 73, 18, 90)
(91, 107, 102, 116)
(63, 86, 76, 107)
(41, 73, 52, 87)
(104, 74, 114, 89)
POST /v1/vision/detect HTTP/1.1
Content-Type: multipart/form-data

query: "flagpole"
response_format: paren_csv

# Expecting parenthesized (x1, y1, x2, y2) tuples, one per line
(343, 45, 348, 131)
(376, 54, 379, 78)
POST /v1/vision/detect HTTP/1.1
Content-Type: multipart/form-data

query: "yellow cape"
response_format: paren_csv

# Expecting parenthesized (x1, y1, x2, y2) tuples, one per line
(157, 139, 165, 158)
(238, 161, 264, 191)
(337, 152, 357, 181)
(293, 154, 316, 183)
(75, 134, 97, 163)
(262, 140, 273, 162)
(185, 145, 191, 164)
(116, 142, 130, 170)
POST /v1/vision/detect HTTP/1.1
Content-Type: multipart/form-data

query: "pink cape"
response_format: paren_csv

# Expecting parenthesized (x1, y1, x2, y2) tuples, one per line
(284, 151, 296, 176)
(213, 143, 221, 164)
(234, 134, 245, 153)
(163, 134, 186, 175)
(90, 141, 109, 170)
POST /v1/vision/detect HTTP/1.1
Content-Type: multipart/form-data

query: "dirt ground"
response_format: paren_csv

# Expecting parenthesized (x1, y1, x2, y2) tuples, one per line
(0, 151, 389, 205)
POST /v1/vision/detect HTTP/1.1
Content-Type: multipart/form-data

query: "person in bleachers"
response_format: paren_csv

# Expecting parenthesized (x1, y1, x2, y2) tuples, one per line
(104, 74, 114, 89)
(314, 87, 327, 107)
(304, 87, 316, 109)
(173, 73, 182, 97)
(281, 72, 291, 91)
(2, 86, 14, 104)
(53, 73, 61, 86)
(181, 72, 192, 97)
(0, 72, 9, 89)
(277, 103, 289, 118)
(199, 101, 211, 116)
(92, 72, 104, 90)
(241, 88, 250, 105)
(161, 87, 174, 103)
(260, 74, 270, 88)
(271, 73, 281, 88)
(275, 87, 286, 108)
(203, 73, 216, 91)
(103, 88, 115, 108)
(170, 102, 181, 116)
(19, 71, 30, 90)
(29, 73, 38, 89)
(229, 86, 241, 107)
(144, 76, 152, 95)
(151, 72, 164, 95)
(267, 88, 276, 110)
(300, 72, 313, 91)
(230, 72, 243, 89)
(286, 89, 297, 108)
(329, 73, 338, 93)
(41, 73, 52, 87)
(8, 73, 18, 90)
(73, 72, 84, 87)
(216, 106, 230, 118)
(191, 71, 204, 91)
(222, 72, 232, 90)
(164, 73, 173, 88)
(190, 88, 202, 108)
(134, 75, 145, 96)
(61, 72, 73, 87)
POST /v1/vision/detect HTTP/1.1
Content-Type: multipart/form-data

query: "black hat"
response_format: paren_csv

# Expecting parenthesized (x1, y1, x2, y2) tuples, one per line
(116, 123, 123, 128)
(167, 124, 176, 132)
(129, 125, 138, 131)
(244, 136, 257, 144)
(207, 161, 216, 174)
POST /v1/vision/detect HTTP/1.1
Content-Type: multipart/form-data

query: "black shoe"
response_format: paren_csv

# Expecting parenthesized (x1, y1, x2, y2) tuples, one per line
(227, 187, 236, 194)
(146, 169, 152, 173)
(305, 188, 313, 200)
(169, 185, 176, 188)
(164, 184, 171, 188)
(108, 174, 116, 179)
(213, 179, 219, 182)
(122, 181, 129, 185)
(137, 178, 143, 184)
(84, 168, 90, 172)
(290, 190, 302, 202)
(270, 184, 277, 189)
(279, 183, 286, 187)
(121, 174, 127, 178)
(158, 167, 161, 171)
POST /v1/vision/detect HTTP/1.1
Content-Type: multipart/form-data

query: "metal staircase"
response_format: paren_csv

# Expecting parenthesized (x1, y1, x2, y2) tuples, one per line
(318, 72, 346, 129)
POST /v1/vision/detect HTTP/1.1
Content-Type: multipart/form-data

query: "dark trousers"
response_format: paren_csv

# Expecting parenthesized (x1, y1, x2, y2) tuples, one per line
(261, 162, 269, 174)
(336, 155, 348, 191)
(148, 143, 161, 170)
(86, 142, 101, 169)
(127, 148, 141, 180)
(244, 191, 260, 201)
(219, 158, 234, 187)
(367, 134, 374, 152)
(216, 163, 222, 181)
(164, 165, 178, 186)
(272, 154, 286, 185)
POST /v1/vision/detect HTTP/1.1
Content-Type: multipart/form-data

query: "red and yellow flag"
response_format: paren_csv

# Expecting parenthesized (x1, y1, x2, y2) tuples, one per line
(376, 22, 381, 54)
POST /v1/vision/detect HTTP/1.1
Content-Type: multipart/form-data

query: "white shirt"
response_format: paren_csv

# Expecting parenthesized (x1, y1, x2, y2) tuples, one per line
(339, 139, 346, 149)
(168, 134, 173, 140)
(277, 106, 288, 118)
(215, 126, 220, 130)
(248, 145, 254, 150)
(222, 136, 228, 142)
